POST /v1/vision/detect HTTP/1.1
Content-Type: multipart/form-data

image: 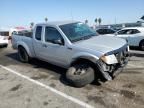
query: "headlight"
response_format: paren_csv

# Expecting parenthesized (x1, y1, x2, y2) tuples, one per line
(100, 54, 118, 64)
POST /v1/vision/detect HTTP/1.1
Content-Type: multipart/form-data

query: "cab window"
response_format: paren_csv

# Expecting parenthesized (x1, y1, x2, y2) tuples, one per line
(35, 26, 42, 41)
(131, 29, 140, 34)
(45, 27, 64, 44)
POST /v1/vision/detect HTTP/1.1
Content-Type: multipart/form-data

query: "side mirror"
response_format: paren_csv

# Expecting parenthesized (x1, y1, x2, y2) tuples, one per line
(53, 39, 64, 45)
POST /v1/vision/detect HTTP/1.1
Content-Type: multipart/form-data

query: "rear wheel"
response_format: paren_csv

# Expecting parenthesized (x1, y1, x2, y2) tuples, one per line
(4, 44, 8, 48)
(18, 46, 30, 63)
(66, 63, 95, 87)
(140, 40, 144, 51)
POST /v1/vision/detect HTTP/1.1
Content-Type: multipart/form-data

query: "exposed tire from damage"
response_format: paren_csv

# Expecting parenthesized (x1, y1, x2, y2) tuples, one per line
(66, 64, 95, 87)
(18, 46, 30, 63)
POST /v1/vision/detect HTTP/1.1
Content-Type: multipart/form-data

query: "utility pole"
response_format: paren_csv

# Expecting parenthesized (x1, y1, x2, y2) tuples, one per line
(70, 10, 74, 21)
(115, 17, 117, 25)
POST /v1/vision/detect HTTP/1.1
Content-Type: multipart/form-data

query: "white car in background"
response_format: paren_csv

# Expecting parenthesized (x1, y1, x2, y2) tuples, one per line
(0, 35, 8, 47)
(107, 27, 144, 50)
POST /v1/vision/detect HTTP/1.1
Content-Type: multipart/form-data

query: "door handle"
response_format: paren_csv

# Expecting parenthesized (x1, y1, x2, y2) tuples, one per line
(42, 44, 47, 48)
(67, 47, 72, 50)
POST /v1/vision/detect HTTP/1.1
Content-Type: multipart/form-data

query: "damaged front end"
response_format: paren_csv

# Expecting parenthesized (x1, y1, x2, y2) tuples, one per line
(96, 44, 129, 81)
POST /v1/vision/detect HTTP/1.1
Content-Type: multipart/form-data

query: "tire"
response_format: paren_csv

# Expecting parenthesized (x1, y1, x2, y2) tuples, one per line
(5, 44, 8, 48)
(18, 47, 30, 63)
(140, 40, 144, 51)
(66, 63, 95, 87)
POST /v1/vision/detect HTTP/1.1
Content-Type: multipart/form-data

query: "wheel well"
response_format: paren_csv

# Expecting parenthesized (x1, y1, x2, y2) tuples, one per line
(71, 58, 99, 73)
(139, 39, 144, 46)
(18, 45, 28, 55)
(18, 45, 24, 49)
(18, 45, 23, 48)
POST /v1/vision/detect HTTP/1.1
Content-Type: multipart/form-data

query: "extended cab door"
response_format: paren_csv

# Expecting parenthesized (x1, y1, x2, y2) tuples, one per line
(33, 26, 45, 58)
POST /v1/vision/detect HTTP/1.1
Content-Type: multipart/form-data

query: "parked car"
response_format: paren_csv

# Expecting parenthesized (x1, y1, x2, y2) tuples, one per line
(96, 28, 116, 35)
(0, 28, 20, 40)
(109, 27, 144, 50)
(12, 21, 129, 87)
(0, 35, 8, 47)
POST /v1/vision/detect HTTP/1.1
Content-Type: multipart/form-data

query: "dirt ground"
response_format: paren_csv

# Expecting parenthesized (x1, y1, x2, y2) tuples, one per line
(0, 45, 144, 108)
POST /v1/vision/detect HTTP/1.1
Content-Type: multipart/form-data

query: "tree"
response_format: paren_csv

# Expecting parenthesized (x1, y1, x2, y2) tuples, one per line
(45, 17, 48, 22)
(85, 19, 88, 24)
(95, 18, 98, 24)
(98, 18, 102, 25)
(141, 15, 144, 20)
(30, 22, 34, 28)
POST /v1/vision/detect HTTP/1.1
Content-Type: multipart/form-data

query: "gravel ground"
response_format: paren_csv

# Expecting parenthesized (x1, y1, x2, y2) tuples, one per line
(0, 45, 144, 108)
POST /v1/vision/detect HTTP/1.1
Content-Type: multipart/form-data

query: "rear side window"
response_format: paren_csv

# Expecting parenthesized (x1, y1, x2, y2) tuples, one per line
(117, 30, 129, 35)
(131, 29, 140, 34)
(118, 29, 141, 35)
(35, 26, 42, 40)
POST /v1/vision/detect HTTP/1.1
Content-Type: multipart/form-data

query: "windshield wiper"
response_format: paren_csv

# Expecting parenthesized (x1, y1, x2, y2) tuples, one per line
(72, 35, 94, 42)
(72, 33, 97, 43)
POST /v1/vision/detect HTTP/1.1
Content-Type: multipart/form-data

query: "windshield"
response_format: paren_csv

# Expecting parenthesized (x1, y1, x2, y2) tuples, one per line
(60, 22, 97, 42)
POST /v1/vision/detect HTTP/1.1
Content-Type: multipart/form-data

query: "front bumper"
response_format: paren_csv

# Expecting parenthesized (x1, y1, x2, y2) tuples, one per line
(96, 57, 128, 81)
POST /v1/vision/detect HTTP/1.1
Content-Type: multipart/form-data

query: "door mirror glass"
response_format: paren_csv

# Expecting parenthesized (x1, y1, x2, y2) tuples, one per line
(114, 32, 118, 36)
(53, 39, 63, 45)
(45, 27, 65, 45)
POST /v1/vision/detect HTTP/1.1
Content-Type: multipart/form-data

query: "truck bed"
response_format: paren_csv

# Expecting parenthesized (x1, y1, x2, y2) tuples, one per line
(15, 30, 32, 38)
(12, 30, 34, 53)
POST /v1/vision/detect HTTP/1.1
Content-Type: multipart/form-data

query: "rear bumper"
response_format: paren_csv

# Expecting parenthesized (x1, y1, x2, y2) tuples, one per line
(96, 56, 129, 81)
(0, 43, 8, 47)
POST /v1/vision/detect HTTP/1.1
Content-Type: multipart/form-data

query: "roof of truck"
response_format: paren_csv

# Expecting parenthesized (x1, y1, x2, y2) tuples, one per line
(37, 21, 79, 26)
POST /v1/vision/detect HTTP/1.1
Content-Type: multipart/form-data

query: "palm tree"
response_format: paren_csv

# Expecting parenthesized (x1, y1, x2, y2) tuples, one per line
(45, 17, 48, 22)
(98, 18, 102, 25)
(95, 18, 98, 24)
(30, 22, 34, 28)
(141, 15, 144, 20)
(85, 19, 88, 24)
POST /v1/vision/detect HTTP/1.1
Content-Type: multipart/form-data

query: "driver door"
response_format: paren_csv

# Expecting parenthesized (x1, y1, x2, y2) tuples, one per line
(42, 26, 68, 66)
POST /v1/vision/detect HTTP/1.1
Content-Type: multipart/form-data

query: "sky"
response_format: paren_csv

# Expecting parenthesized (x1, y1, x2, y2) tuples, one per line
(0, 0, 144, 27)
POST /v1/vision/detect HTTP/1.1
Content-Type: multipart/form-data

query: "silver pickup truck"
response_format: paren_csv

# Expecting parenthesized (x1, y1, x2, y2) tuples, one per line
(12, 21, 129, 87)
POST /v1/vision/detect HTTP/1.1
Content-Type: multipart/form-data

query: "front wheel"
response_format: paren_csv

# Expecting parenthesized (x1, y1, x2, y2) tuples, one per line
(18, 47, 30, 63)
(66, 63, 95, 87)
